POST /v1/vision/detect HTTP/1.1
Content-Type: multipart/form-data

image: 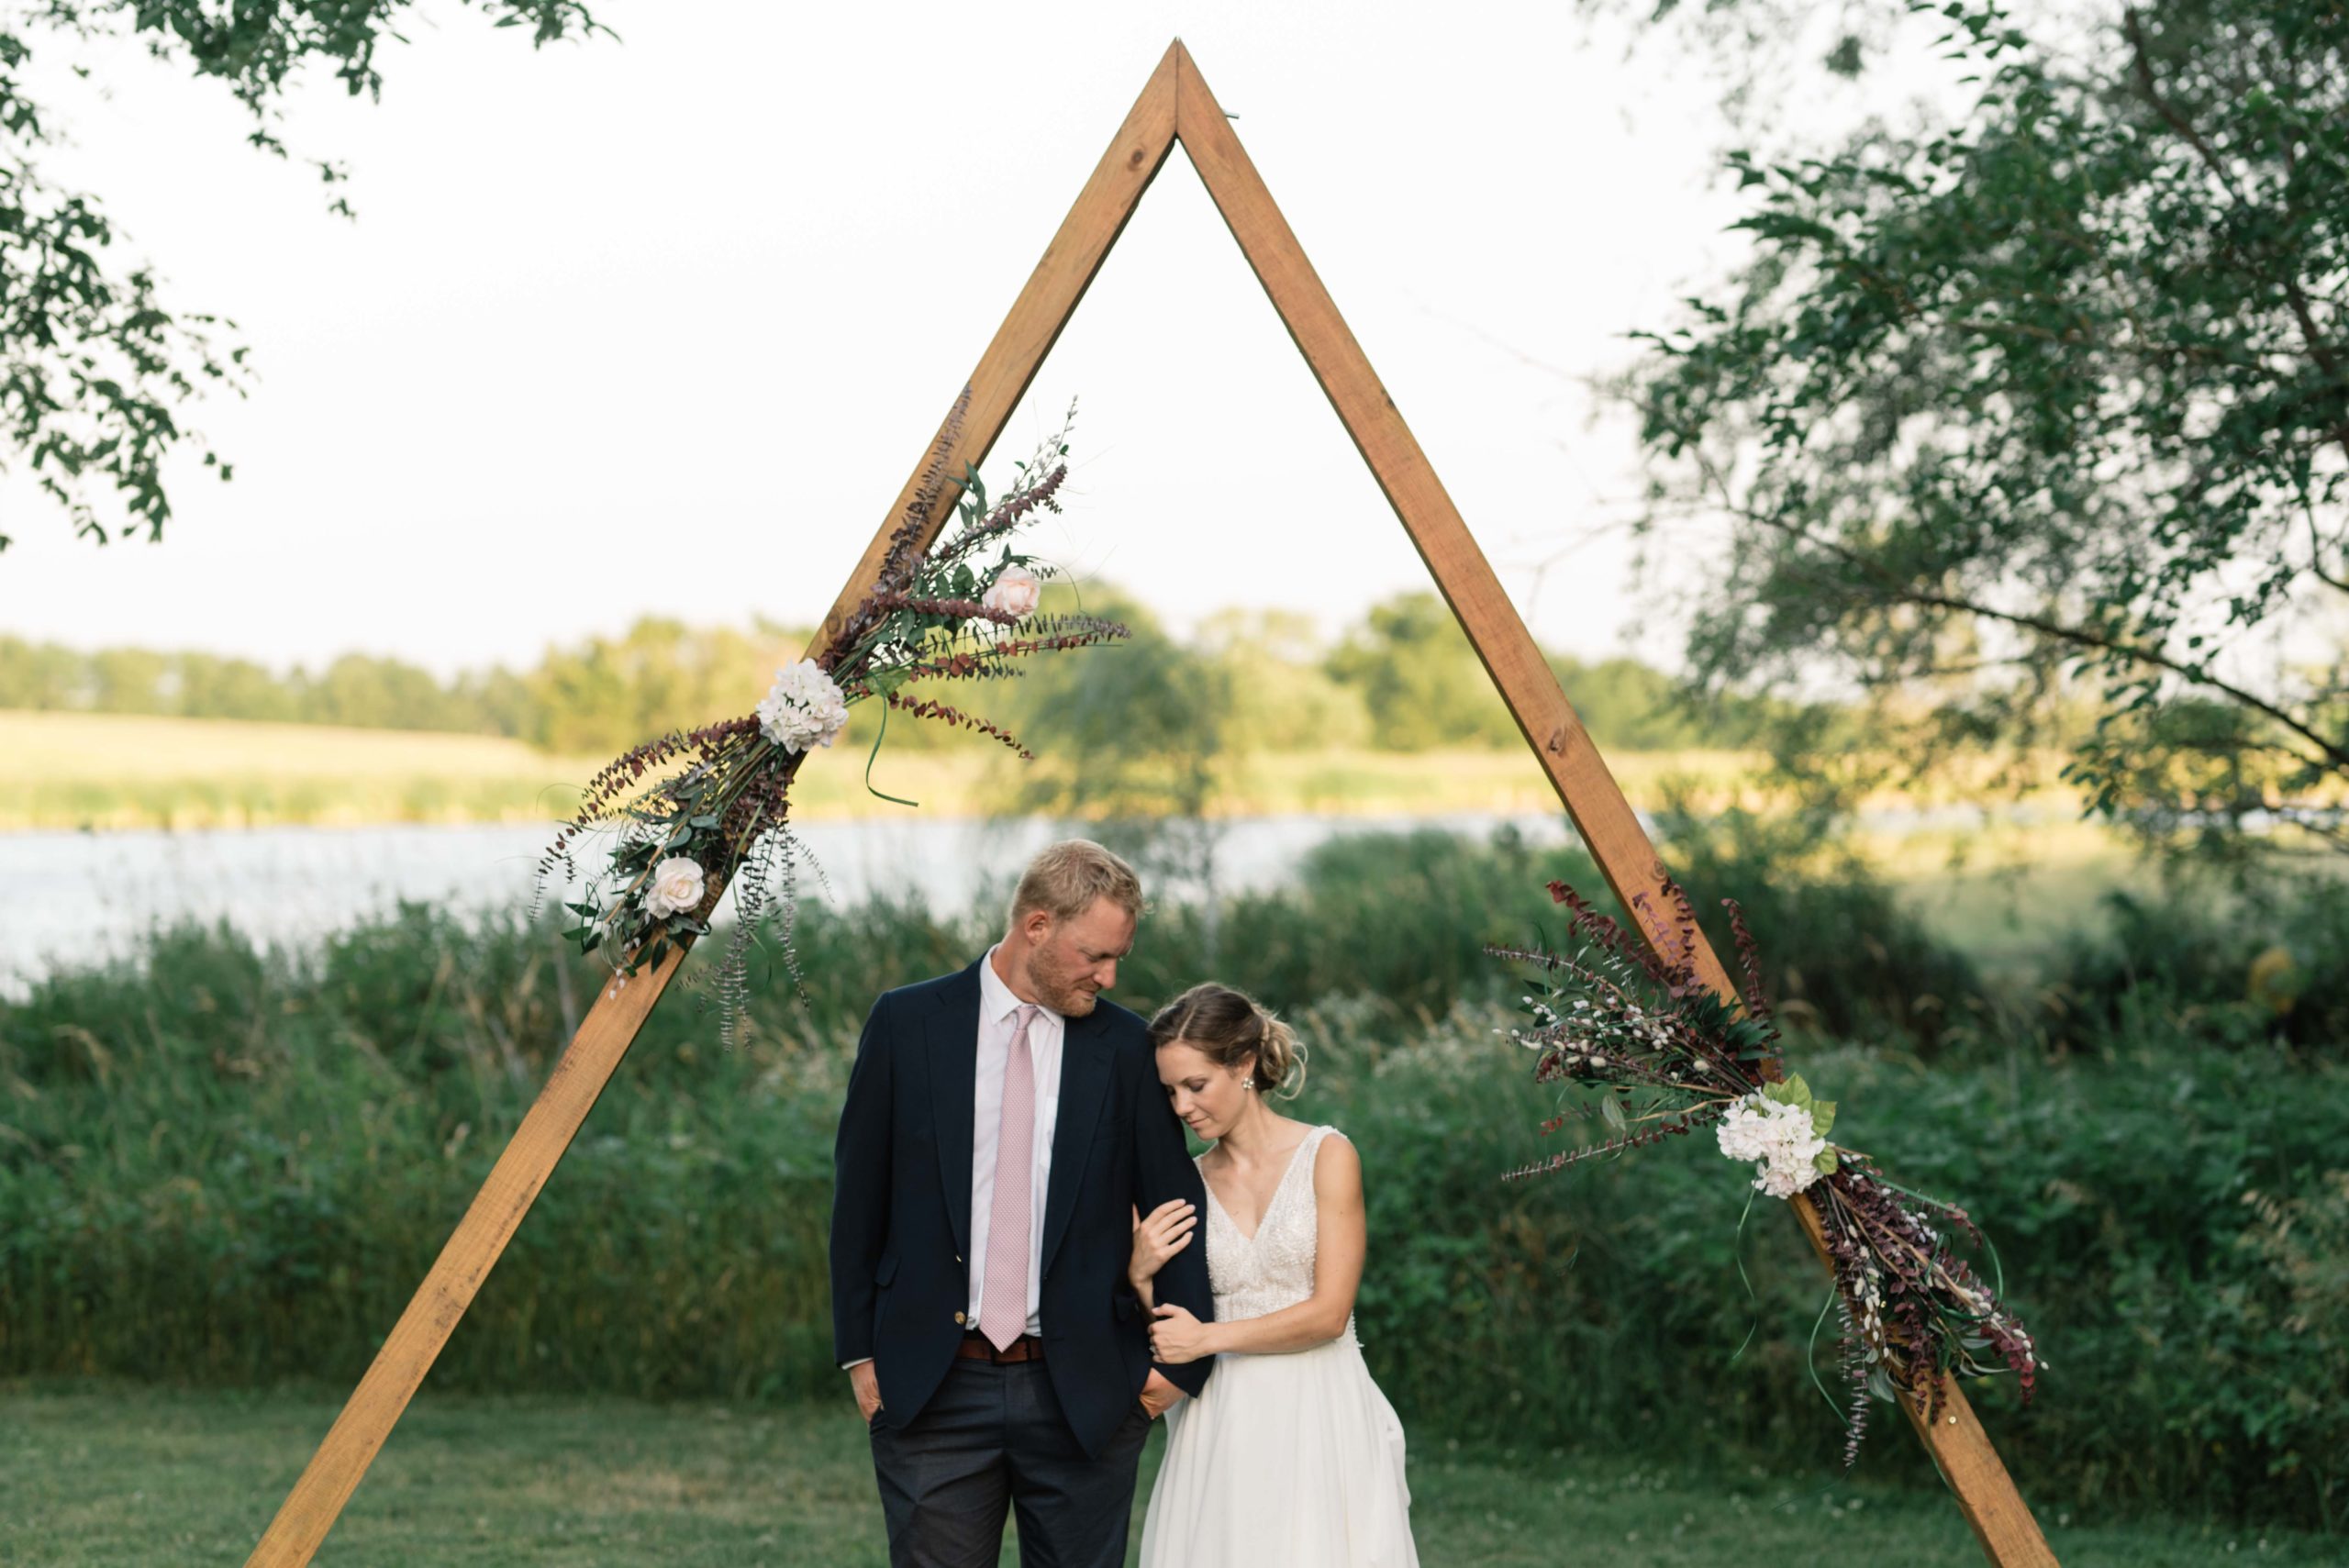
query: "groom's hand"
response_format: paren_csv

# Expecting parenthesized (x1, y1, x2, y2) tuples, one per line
(1138, 1369, 1185, 1420)
(848, 1361, 883, 1423)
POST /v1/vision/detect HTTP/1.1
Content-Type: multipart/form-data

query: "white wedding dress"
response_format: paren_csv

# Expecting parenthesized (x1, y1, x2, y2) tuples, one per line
(1139, 1125, 1419, 1567)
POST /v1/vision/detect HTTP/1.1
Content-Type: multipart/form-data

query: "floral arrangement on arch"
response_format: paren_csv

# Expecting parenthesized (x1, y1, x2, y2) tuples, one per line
(536, 393, 1123, 1041)
(1494, 876, 2040, 1465)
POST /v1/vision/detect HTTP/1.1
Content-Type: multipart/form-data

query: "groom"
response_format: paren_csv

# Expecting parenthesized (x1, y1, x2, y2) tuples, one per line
(830, 840, 1216, 1567)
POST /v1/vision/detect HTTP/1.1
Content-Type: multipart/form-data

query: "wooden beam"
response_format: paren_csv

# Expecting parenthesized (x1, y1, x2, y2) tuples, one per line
(1170, 41, 2056, 1568)
(243, 944, 687, 1567)
(252, 37, 2054, 1566)
(244, 47, 1182, 1568)
(812, 43, 1183, 653)
(1163, 47, 1733, 995)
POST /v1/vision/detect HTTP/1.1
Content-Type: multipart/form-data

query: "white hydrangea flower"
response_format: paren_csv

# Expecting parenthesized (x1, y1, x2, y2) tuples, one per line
(756, 659, 850, 752)
(1716, 1093, 1829, 1198)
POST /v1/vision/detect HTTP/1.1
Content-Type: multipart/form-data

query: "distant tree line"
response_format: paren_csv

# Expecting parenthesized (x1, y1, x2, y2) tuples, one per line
(0, 592, 1750, 756)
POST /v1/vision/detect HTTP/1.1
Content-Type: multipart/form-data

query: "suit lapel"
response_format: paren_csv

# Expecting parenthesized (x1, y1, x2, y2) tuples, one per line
(928, 961, 983, 1260)
(1041, 1005, 1114, 1273)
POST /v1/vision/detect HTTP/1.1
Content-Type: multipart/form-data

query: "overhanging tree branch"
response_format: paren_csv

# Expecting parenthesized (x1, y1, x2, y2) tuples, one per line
(1692, 457, 2349, 777)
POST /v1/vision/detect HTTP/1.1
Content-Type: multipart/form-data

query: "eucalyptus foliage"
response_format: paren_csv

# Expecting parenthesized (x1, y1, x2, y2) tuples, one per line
(1630, 1, 2349, 857)
(0, 0, 604, 550)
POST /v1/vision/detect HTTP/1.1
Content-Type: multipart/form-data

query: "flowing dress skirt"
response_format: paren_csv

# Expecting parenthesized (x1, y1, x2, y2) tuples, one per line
(1139, 1336, 1418, 1568)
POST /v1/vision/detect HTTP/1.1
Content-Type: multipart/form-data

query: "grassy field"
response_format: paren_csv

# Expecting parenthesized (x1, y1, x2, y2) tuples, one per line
(0, 707, 1767, 829)
(3, 1384, 2330, 1568)
(1871, 817, 2160, 976)
(0, 711, 604, 829)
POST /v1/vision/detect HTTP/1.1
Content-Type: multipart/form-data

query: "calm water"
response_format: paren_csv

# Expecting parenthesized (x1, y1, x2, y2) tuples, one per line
(0, 798, 2056, 995)
(0, 812, 1581, 995)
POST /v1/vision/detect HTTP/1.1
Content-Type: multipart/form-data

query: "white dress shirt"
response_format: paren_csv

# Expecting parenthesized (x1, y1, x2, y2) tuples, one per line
(968, 945, 1065, 1337)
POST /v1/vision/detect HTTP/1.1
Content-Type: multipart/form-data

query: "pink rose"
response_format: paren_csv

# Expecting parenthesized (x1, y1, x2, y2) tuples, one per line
(982, 565, 1042, 620)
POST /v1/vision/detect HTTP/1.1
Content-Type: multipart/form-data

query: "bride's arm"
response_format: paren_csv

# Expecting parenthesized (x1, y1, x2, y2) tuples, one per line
(1150, 1135, 1364, 1361)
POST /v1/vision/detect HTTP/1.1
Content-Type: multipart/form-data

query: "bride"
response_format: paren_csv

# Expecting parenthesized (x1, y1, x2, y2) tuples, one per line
(1128, 983, 1419, 1567)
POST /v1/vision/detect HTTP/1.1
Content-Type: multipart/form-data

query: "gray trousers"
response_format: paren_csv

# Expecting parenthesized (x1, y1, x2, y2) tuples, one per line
(869, 1357, 1152, 1568)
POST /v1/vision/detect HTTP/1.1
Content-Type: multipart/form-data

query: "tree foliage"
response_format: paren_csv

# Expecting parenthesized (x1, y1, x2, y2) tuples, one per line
(990, 584, 1229, 849)
(1628, 1, 2349, 857)
(1325, 592, 1522, 751)
(1, 595, 1716, 763)
(1326, 591, 1730, 751)
(1196, 606, 1372, 752)
(0, 0, 603, 551)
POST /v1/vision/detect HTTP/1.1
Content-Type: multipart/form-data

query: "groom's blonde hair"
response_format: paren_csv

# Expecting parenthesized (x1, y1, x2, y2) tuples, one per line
(1008, 840, 1145, 929)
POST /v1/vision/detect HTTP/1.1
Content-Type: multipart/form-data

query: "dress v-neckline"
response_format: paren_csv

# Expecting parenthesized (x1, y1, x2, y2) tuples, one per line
(1201, 1129, 1318, 1244)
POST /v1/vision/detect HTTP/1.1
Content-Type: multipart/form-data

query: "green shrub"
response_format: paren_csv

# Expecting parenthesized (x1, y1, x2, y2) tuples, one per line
(3, 842, 2343, 1532)
(1120, 818, 1981, 1044)
(2043, 876, 2349, 1055)
(1319, 1011, 2349, 1533)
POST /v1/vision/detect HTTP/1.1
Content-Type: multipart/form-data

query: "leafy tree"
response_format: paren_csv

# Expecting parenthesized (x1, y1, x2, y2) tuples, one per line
(0, 0, 603, 552)
(0, 635, 84, 706)
(990, 584, 1230, 906)
(1325, 592, 1521, 751)
(300, 651, 471, 732)
(526, 617, 802, 753)
(1626, 1, 2349, 859)
(84, 646, 168, 712)
(176, 653, 296, 722)
(1547, 651, 1725, 751)
(0, 603, 1727, 762)
(1196, 607, 1371, 752)
(451, 664, 541, 744)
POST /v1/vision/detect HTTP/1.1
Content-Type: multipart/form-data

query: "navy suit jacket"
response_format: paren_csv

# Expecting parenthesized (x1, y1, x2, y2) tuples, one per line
(829, 958, 1216, 1456)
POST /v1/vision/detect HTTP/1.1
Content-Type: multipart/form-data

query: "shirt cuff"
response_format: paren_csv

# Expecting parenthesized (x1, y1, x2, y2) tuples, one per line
(841, 1358, 873, 1371)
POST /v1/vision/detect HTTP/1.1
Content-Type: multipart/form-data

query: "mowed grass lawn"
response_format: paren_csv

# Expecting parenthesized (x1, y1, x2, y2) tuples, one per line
(3, 1384, 2332, 1567)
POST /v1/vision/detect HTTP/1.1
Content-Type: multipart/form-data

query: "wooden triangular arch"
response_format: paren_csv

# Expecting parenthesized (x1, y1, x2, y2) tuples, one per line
(247, 40, 2056, 1568)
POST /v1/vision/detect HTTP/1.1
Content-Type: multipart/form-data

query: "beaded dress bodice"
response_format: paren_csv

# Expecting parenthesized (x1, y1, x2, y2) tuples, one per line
(1200, 1125, 1355, 1345)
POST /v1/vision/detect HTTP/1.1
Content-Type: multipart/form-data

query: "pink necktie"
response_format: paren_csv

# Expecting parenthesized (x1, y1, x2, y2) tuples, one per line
(979, 1003, 1041, 1351)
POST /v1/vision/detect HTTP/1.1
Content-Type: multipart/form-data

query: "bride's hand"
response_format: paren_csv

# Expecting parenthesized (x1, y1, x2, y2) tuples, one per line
(1129, 1199, 1197, 1289)
(1148, 1302, 1215, 1364)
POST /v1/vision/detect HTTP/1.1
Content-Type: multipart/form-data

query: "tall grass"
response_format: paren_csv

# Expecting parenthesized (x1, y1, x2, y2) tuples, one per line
(3, 830, 2343, 1531)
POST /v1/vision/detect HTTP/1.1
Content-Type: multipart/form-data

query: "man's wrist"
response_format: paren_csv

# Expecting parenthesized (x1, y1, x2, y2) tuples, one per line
(1139, 1370, 1182, 1414)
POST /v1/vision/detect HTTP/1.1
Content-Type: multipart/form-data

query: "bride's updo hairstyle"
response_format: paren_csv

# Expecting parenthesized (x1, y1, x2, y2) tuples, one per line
(1147, 983, 1308, 1100)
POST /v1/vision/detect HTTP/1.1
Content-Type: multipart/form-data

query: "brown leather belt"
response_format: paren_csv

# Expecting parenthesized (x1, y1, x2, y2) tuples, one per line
(957, 1331, 1045, 1363)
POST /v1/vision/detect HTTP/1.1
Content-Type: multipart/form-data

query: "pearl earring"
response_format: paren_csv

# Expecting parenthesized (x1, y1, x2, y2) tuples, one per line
(1242, 1077, 1255, 1091)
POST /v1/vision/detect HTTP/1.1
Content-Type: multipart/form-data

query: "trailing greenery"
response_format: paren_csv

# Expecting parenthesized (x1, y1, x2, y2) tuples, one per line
(4, 832, 2343, 1530)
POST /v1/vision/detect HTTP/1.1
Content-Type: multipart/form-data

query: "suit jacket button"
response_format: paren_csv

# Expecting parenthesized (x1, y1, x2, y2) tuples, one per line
(953, 1311, 966, 1325)
(954, 1254, 963, 1264)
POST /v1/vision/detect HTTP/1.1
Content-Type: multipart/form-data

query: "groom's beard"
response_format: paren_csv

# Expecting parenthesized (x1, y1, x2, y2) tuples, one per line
(1028, 951, 1103, 1018)
(1041, 975, 1102, 1017)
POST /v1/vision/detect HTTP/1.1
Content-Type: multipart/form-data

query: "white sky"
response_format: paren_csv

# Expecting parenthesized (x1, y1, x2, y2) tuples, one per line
(0, 1, 1933, 680)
